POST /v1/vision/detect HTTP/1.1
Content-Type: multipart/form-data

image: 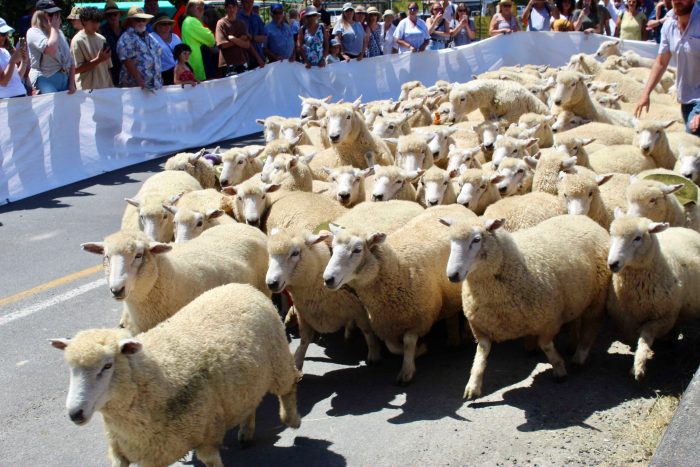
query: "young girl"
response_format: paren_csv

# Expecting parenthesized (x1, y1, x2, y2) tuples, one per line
(325, 38, 343, 64)
(173, 43, 197, 86)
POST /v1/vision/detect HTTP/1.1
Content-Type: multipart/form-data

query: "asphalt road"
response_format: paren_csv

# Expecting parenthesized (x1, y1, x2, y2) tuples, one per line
(1, 136, 698, 466)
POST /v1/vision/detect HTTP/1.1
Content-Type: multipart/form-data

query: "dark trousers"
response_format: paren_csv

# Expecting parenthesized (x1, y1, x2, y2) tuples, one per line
(161, 68, 174, 86)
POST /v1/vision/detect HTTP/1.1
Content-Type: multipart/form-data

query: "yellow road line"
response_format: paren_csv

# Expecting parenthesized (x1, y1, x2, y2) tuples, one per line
(0, 265, 102, 308)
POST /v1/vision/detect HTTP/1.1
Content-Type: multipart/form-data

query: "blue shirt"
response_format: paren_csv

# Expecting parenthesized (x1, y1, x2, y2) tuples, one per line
(237, 11, 266, 59)
(149, 32, 182, 71)
(332, 21, 365, 56)
(264, 21, 294, 59)
(659, 3, 700, 103)
(393, 18, 430, 53)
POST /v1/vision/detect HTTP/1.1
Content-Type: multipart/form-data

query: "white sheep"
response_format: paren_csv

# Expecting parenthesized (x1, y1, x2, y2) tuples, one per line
(442, 214, 610, 399)
(164, 189, 235, 243)
(416, 166, 459, 207)
(551, 110, 591, 133)
(399, 80, 424, 101)
(387, 133, 435, 172)
(368, 165, 422, 202)
(121, 171, 202, 243)
(255, 115, 286, 143)
(322, 165, 373, 207)
(493, 157, 534, 196)
(558, 171, 615, 229)
(81, 224, 269, 334)
(518, 113, 555, 148)
(552, 71, 637, 128)
(445, 145, 483, 173)
(554, 119, 635, 145)
(371, 112, 411, 140)
(323, 204, 477, 384)
(449, 79, 549, 124)
(219, 145, 265, 187)
(607, 212, 700, 379)
(455, 168, 502, 214)
(51, 283, 300, 467)
(268, 153, 315, 192)
(550, 134, 595, 168)
(676, 146, 700, 184)
(595, 39, 658, 68)
(363, 99, 396, 127)
(299, 95, 332, 119)
(530, 151, 578, 195)
(279, 117, 329, 149)
(398, 97, 433, 127)
(435, 101, 469, 124)
(596, 93, 625, 109)
(164, 148, 220, 190)
(483, 191, 565, 231)
(415, 126, 459, 164)
(491, 134, 538, 168)
(625, 177, 699, 230)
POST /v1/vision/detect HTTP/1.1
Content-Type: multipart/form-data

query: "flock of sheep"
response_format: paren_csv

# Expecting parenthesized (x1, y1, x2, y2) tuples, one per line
(50, 38, 700, 467)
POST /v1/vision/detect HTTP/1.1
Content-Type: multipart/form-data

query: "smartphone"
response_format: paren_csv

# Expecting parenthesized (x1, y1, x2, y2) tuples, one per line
(18, 37, 26, 49)
(103, 43, 110, 51)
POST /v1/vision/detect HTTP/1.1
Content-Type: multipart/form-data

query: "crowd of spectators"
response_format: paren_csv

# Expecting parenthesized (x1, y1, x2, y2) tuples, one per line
(0, 0, 676, 97)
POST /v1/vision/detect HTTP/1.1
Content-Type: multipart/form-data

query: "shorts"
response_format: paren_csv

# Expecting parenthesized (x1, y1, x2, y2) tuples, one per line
(34, 71, 69, 94)
(681, 101, 700, 137)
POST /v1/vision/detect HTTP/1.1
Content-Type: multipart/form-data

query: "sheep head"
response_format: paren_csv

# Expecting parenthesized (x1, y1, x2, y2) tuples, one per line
(325, 102, 361, 145)
(678, 146, 700, 184)
(553, 71, 588, 108)
(634, 120, 674, 155)
(256, 115, 284, 143)
(299, 95, 331, 119)
(626, 178, 683, 221)
(440, 216, 505, 283)
(219, 146, 264, 187)
(446, 145, 482, 173)
(266, 228, 330, 293)
(325, 165, 373, 206)
(456, 168, 500, 210)
(608, 211, 668, 273)
(322, 224, 385, 290)
(419, 165, 458, 207)
(223, 180, 280, 227)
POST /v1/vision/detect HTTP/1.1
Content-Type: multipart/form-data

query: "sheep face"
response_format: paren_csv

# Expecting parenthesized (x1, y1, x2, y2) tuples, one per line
(492, 135, 536, 168)
(442, 217, 505, 283)
(446, 145, 481, 173)
(398, 98, 426, 118)
(371, 113, 407, 139)
(228, 182, 279, 227)
(126, 198, 174, 243)
(551, 111, 590, 132)
(595, 40, 621, 58)
(437, 102, 457, 123)
(327, 166, 372, 206)
(626, 180, 683, 221)
(557, 172, 598, 215)
(553, 72, 586, 108)
(50, 330, 137, 426)
(399, 80, 423, 101)
(420, 167, 457, 207)
(635, 121, 674, 155)
(554, 135, 593, 159)
(299, 95, 331, 119)
(371, 165, 421, 201)
(219, 147, 263, 187)
(279, 119, 308, 145)
(323, 226, 385, 290)
(494, 158, 531, 196)
(678, 147, 700, 183)
(456, 170, 494, 209)
(474, 121, 503, 150)
(169, 206, 224, 243)
(164, 151, 203, 174)
(256, 116, 283, 143)
(81, 230, 171, 301)
(395, 134, 433, 172)
(266, 230, 328, 293)
(325, 104, 359, 144)
(268, 153, 301, 184)
(448, 88, 478, 120)
(607, 213, 668, 273)
(418, 127, 457, 161)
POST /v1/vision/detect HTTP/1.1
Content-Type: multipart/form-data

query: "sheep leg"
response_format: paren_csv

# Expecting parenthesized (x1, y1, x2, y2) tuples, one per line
(538, 337, 567, 382)
(572, 309, 603, 366)
(396, 332, 419, 385)
(464, 334, 492, 400)
(237, 411, 256, 445)
(278, 385, 301, 428)
(196, 446, 223, 467)
(633, 317, 676, 380)
(446, 314, 461, 348)
(344, 320, 356, 340)
(385, 338, 404, 355)
(107, 442, 129, 467)
(355, 320, 382, 364)
(293, 314, 315, 370)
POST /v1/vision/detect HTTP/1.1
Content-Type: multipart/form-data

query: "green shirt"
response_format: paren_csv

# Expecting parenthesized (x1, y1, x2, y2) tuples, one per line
(181, 16, 216, 81)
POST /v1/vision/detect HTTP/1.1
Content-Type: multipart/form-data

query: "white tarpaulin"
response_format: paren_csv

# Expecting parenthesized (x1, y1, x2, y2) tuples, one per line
(0, 32, 658, 205)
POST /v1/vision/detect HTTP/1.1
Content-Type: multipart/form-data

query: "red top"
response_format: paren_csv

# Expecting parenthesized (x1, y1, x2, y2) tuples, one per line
(178, 69, 196, 82)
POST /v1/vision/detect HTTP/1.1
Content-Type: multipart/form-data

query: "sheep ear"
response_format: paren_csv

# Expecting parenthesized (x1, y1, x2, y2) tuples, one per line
(323, 166, 333, 175)
(581, 137, 596, 146)
(328, 223, 344, 235)
(661, 120, 675, 129)
(448, 169, 459, 179)
(596, 174, 614, 186)
(366, 232, 387, 249)
(300, 117, 311, 126)
(162, 204, 178, 215)
(438, 217, 454, 227)
(169, 192, 184, 205)
(288, 135, 301, 146)
(614, 207, 625, 219)
(352, 96, 362, 111)
(558, 171, 567, 182)
(524, 137, 539, 148)
(149, 243, 172, 255)
(489, 174, 504, 184)
(562, 156, 578, 171)
(484, 218, 505, 232)
(383, 137, 399, 145)
(304, 152, 317, 164)
(420, 132, 436, 143)
(306, 231, 331, 246)
(648, 222, 669, 234)
(206, 209, 225, 220)
(256, 119, 266, 125)
(49, 338, 70, 350)
(189, 149, 205, 163)
(298, 95, 306, 102)
(246, 145, 265, 158)
(361, 166, 375, 177)
(408, 169, 425, 182)
(119, 339, 143, 355)
(323, 95, 332, 103)
(222, 186, 236, 195)
(307, 119, 323, 128)
(524, 156, 539, 170)
(287, 156, 299, 169)
(264, 183, 282, 193)
(81, 242, 105, 255)
(661, 184, 684, 195)
(125, 197, 141, 208)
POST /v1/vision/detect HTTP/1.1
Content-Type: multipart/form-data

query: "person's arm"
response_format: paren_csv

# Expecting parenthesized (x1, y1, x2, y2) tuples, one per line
(254, 18, 266, 44)
(419, 23, 430, 51)
(73, 40, 111, 74)
(489, 14, 501, 35)
(634, 50, 671, 117)
(297, 27, 311, 67)
(123, 58, 145, 87)
(358, 25, 368, 60)
(0, 49, 24, 86)
(44, 14, 62, 56)
(216, 21, 247, 48)
(193, 18, 217, 47)
(640, 14, 648, 40)
(248, 40, 265, 67)
(603, 10, 611, 35)
(466, 19, 476, 39)
(67, 64, 76, 94)
(320, 26, 329, 66)
(614, 14, 621, 36)
(573, 10, 587, 30)
(521, 0, 535, 25)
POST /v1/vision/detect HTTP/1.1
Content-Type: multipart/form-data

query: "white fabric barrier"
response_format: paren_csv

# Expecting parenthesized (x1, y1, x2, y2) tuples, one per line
(0, 32, 658, 205)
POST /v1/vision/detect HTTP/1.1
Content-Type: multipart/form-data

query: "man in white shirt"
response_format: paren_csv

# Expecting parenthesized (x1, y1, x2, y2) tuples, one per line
(441, 0, 457, 23)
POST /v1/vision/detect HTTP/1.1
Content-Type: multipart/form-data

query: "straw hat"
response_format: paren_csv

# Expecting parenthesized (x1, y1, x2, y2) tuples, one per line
(383, 9, 396, 17)
(151, 12, 174, 26)
(126, 5, 154, 20)
(355, 5, 367, 13)
(366, 6, 380, 15)
(498, 0, 513, 5)
(67, 6, 82, 19)
(103, 1, 121, 13)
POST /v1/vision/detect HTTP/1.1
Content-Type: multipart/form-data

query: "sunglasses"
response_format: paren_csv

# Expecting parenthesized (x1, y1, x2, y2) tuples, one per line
(458, 8, 467, 11)
(433, 8, 444, 12)
(501, 4, 512, 7)
(409, 6, 419, 11)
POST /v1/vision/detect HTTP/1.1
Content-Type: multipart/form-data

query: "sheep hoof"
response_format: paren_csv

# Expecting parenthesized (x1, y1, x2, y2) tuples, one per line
(285, 414, 302, 429)
(633, 366, 646, 381)
(395, 370, 415, 386)
(552, 373, 568, 384)
(463, 385, 481, 400)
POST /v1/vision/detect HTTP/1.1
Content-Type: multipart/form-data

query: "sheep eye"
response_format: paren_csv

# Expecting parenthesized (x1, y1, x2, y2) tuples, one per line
(588, 191, 593, 197)
(650, 199, 656, 204)
(633, 235, 642, 242)
(517, 169, 524, 174)
(291, 250, 300, 257)
(135, 253, 143, 259)
(237, 195, 242, 201)
(238, 160, 245, 165)
(100, 362, 112, 374)
(261, 194, 266, 199)
(460, 98, 466, 102)
(388, 125, 395, 130)
(472, 237, 481, 244)
(396, 180, 403, 184)
(346, 115, 351, 120)
(196, 221, 203, 227)
(564, 193, 568, 198)
(479, 184, 486, 189)
(163, 214, 168, 220)
(352, 247, 362, 254)
(512, 149, 517, 154)
(443, 181, 449, 186)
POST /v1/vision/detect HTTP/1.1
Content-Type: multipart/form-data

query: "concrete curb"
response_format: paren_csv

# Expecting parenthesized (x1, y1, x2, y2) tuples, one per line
(651, 366, 700, 466)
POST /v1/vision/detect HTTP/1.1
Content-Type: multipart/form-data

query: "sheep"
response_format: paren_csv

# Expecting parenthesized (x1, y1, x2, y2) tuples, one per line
(322, 204, 477, 384)
(518, 113, 555, 148)
(524, 81, 555, 106)
(449, 79, 549, 124)
(549, 134, 595, 168)
(323, 165, 373, 207)
(625, 178, 699, 231)
(554, 119, 635, 145)
(551, 110, 591, 133)
(398, 97, 433, 127)
(595, 39, 658, 68)
(121, 171, 203, 243)
(81, 224, 269, 334)
(333, 199, 425, 235)
(266, 229, 381, 369)
(256, 115, 286, 143)
(416, 166, 459, 207)
(415, 126, 459, 164)
(279, 117, 330, 150)
(371, 112, 411, 139)
(368, 165, 422, 202)
(493, 157, 534, 196)
(607, 212, 700, 379)
(676, 145, 700, 184)
(596, 93, 625, 109)
(309, 101, 394, 180)
(483, 191, 565, 232)
(530, 151, 578, 194)
(588, 146, 658, 175)
(446, 145, 483, 173)
(299, 95, 332, 120)
(51, 283, 300, 467)
(435, 101, 469, 124)
(268, 153, 315, 192)
(552, 71, 637, 128)
(219, 146, 265, 187)
(491, 134, 538, 168)
(164, 189, 236, 243)
(558, 171, 615, 229)
(473, 119, 508, 158)
(389, 133, 435, 172)
(363, 99, 396, 127)
(442, 214, 610, 399)
(634, 120, 687, 166)
(165, 148, 220, 190)
(399, 80, 424, 101)
(566, 53, 657, 100)
(455, 168, 502, 214)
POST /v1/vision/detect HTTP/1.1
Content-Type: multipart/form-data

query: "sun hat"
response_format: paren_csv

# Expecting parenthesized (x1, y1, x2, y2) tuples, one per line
(303, 5, 320, 16)
(271, 3, 284, 11)
(330, 38, 341, 47)
(355, 5, 367, 13)
(104, 0, 121, 13)
(67, 6, 82, 19)
(151, 12, 174, 26)
(366, 6, 380, 15)
(383, 9, 395, 17)
(35, 0, 62, 14)
(0, 18, 15, 34)
(498, 0, 513, 5)
(342, 2, 354, 12)
(126, 5, 154, 20)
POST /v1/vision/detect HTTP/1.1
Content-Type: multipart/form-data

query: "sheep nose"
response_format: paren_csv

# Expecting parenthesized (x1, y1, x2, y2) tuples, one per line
(498, 186, 508, 194)
(552, 127, 559, 133)
(428, 200, 438, 206)
(329, 134, 340, 142)
(220, 178, 229, 186)
(338, 192, 350, 201)
(608, 261, 620, 273)
(266, 280, 280, 291)
(432, 151, 440, 157)
(324, 277, 335, 288)
(246, 217, 259, 227)
(483, 143, 494, 150)
(554, 99, 562, 106)
(683, 172, 693, 179)
(69, 409, 85, 424)
(448, 272, 461, 283)
(372, 194, 384, 201)
(110, 287, 125, 298)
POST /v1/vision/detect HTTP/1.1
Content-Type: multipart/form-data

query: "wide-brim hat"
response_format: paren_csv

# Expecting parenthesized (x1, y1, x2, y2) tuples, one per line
(330, 38, 341, 47)
(383, 9, 395, 17)
(366, 6, 380, 15)
(303, 5, 319, 16)
(152, 12, 174, 26)
(35, 0, 62, 14)
(342, 2, 354, 12)
(126, 5, 154, 19)
(67, 6, 81, 19)
(0, 17, 15, 34)
(355, 5, 367, 13)
(104, 0, 121, 13)
(498, 0, 513, 5)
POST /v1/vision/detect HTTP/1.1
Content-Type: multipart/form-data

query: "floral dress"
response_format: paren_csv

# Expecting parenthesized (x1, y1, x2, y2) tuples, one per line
(303, 24, 325, 66)
(366, 25, 383, 57)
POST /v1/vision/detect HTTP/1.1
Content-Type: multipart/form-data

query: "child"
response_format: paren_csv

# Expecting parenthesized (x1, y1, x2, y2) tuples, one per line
(173, 43, 198, 86)
(325, 38, 343, 65)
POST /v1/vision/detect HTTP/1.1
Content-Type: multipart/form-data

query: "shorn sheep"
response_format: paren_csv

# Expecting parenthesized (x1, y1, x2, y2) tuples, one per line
(164, 149, 220, 190)
(449, 79, 549, 124)
(81, 224, 269, 334)
(323, 205, 476, 384)
(51, 283, 301, 467)
(442, 215, 610, 399)
(607, 212, 700, 379)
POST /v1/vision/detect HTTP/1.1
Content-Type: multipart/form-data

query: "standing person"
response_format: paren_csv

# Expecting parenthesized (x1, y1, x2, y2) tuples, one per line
(265, 4, 295, 62)
(0, 18, 29, 98)
(394, 2, 430, 52)
(144, 0, 159, 32)
(573, 0, 603, 33)
(364, 7, 384, 57)
(173, 0, 187, 36)
(615, 0, 648, 38)
(70, 7, 112, 90)
(150, 13, 180, 85)
(647, 0, 672, 42)
(441, 0, 458, 23)
(116, 6, 162, 89)
(325, 37, 343, 63)
(522, 0, 560, 30)
(66, 7, 83, 37)
(381, 10, 397, 54)
(297, 5, 328, 67)
(173, 43, 197, 84)
(181, 0, 216, 81)
(427, 1, 452, 50)
(555, 0, 576, 21)
(216, 0, 251, 76)
(489, 0, 520, 35)
(17, 1, 37, 39)
(599, 0, 619, 34)
(333, 3, 366, 60)
(27, 0, 76, 94)
(100, 1, 122, 86)
(635, 0, 700, 136)
(238, 0, 266, 69)
(313, 0, 332, 28)
(289, 8, 301, 36)
(451, 4, 476, 45)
